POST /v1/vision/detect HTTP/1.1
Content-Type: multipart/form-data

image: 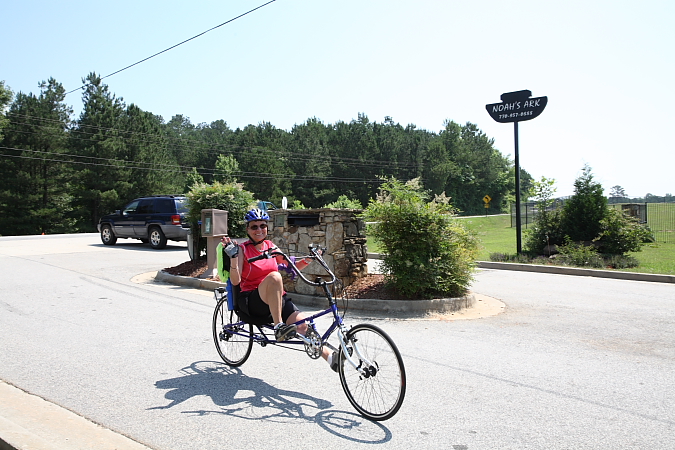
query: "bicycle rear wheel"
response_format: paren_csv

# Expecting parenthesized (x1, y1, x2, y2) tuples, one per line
(338, 323, 406, 421)
(212, 297, 253, 366)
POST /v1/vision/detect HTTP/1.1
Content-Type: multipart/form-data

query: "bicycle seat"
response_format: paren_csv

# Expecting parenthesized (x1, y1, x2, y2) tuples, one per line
(229, 283, 273, 326)
(236, 309, 273, 326)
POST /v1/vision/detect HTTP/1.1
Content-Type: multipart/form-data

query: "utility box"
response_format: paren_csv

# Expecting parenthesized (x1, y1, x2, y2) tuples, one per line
(200, 209, 228, 279)
(201, 209, 228, 237)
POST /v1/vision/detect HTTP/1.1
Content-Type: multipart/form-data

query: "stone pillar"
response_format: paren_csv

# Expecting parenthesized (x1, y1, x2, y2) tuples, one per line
(268, 208, 367, 295)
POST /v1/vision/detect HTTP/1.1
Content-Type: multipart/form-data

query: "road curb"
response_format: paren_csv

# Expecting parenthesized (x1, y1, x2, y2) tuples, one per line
(369, 253, 674, 284)
(476, 261, 675, 283)
(154, 270, 475, 313)
(0, 381, 151, 450)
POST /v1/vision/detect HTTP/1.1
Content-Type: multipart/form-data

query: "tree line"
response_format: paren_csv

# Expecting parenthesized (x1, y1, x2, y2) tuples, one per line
(0, 74, 532, 236)
(607, 185, 674, 204)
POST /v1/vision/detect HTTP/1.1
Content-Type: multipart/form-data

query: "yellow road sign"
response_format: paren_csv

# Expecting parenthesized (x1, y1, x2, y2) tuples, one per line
(483, 195, 492, 204)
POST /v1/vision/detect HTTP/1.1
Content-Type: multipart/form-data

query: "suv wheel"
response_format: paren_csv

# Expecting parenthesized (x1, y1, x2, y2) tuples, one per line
(149, 227, 167, 249)
(100, 224, 117, 245)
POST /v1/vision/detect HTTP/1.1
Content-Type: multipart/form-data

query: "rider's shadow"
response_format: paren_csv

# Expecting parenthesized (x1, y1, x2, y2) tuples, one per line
(149, 361, 330, 422)
(149, 361, 392, 443)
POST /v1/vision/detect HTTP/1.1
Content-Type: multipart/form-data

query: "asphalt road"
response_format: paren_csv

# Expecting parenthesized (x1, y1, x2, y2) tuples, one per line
(1, 234, 673, 449)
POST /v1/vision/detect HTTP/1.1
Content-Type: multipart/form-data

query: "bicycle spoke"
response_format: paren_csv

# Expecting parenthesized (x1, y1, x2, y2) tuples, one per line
(212, 299, 253, 366)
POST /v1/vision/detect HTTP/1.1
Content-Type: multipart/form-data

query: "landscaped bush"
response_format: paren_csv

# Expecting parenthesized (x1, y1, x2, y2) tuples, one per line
(559, 165, 607, 242)
(603, 254, 639, 269)
(322, 195, 363, 209)
(488, 252, 534, 263)
(524, 176, 564, 254)
(555, 240, 605, 268)
(362, 177, 478, 299)
(186, 181, 256, 256)
(489, 247, 639, 269)
(524, 166, 650, 260)
(594, 208, 654, 254)
(524, 208, 564, 255)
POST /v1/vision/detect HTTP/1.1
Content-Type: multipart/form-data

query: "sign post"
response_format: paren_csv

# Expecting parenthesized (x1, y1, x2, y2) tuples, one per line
(486, 90, 547, 253)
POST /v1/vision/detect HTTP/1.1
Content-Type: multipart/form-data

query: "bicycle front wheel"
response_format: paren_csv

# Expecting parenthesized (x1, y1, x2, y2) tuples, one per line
(338, 323, 406, 421)
(212, 298, 253, 366)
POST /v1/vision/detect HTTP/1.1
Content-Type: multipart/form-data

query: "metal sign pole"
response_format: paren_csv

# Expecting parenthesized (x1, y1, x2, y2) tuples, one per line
(485, 89, 547, 256)
(514, 121, 522, 254)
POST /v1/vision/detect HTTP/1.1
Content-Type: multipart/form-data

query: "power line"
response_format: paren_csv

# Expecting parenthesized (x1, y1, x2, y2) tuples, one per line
(6, 123, 420, 174)
(6, 113, 423, 171)
(0, 145, 395, 184)
(64, 0, 278, 96)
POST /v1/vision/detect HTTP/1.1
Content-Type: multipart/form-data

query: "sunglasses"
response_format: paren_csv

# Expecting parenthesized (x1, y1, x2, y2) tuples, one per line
(248, 223, 268, 231)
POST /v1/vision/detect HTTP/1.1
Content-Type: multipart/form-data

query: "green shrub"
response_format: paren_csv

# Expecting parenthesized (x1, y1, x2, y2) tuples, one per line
(362, 177, 478, 299)
(595, 208, 653, 254)
(524, 176, 565, 254)
(322, 195, 363, 209)
(524, 208, 564, 254)
(604, 254, 639, 269)
(489, 252, 535, 263)
(555, 240, 605, 268)
(525, 167, 649, 258)
(186, 181, 256, 256)
(489, 249, 639, 270)
(560, 165, 607, 242)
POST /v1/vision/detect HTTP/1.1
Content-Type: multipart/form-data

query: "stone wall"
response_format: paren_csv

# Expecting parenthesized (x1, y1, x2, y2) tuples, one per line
(268, 208, 368, 296)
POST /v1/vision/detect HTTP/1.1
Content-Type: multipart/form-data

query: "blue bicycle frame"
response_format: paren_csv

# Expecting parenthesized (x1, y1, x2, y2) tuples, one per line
(217, 245, 373, 373)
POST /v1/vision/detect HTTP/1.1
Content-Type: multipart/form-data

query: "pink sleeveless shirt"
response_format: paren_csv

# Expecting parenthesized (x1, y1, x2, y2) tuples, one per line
(239, 240, 279, 292)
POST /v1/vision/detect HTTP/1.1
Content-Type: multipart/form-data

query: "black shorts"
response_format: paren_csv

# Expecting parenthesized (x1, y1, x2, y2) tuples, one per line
(237, 289, 299, 323)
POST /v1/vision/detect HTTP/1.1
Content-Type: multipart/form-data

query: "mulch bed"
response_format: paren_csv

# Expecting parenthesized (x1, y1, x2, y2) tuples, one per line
(342, 274, 415, 300)
(163, 259, 208, 278)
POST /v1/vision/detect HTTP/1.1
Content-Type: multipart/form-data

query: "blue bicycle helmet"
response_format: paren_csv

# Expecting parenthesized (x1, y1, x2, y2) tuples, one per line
(244, 208, 269, 222)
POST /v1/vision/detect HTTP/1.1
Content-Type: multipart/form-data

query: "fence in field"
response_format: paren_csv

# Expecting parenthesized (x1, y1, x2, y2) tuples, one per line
(509, 200, 566, 228)
(608, 203, 675, 244)
(510, 202, 675, 243)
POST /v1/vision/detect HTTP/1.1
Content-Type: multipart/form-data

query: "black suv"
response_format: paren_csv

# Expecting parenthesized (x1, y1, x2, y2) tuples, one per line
(98, 196, 189, 249)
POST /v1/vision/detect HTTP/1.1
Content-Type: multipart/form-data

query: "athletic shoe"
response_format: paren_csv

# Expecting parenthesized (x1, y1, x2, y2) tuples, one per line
(330, 351, 339, 372)
(274, 323, 297, 341)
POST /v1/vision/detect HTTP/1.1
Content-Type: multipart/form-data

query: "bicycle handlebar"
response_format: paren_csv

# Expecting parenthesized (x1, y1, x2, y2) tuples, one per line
(247, 245, 337, 287)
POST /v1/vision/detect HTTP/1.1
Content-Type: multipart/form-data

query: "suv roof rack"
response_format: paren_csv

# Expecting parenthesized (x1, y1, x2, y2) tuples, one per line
(145, 195, 186, 198)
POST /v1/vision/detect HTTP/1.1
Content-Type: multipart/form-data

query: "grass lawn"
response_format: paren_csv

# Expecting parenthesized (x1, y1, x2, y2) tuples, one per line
(625, 243, 675, 275)
(457, 214, 516, 260)
(367, 214, 675, 275)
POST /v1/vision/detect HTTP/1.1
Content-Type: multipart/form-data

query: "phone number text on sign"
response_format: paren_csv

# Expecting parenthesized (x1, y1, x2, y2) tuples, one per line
(499, 111, 534, 120)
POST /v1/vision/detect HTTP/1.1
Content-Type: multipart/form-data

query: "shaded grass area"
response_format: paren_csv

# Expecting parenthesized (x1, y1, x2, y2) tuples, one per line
(368, 214, 674, 275)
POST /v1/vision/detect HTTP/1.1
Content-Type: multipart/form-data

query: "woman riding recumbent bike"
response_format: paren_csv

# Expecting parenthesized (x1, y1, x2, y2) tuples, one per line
(212, 239, 406, 421)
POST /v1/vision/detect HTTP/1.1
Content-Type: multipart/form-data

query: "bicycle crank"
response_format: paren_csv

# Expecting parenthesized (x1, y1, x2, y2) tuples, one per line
(304, 327, 323, 359)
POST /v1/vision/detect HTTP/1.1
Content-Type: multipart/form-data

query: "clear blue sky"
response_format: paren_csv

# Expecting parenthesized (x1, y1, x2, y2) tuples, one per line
(2, 0, 673, 198)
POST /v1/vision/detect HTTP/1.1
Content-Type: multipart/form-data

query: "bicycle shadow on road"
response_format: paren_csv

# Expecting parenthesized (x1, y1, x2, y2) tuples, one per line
(149, 361, 392, 444)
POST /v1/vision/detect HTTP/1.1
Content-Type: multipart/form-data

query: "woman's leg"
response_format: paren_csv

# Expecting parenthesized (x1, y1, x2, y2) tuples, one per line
(286, 310, 331, 361)
(257, 271, 285, 324)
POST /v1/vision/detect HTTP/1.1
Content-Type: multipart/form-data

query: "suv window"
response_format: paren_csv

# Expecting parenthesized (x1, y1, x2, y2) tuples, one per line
(154, 198, 175, 214)
(137, 199, 155, 215)
(175, 198, 189, 214)
(123, 200, 140, 215)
